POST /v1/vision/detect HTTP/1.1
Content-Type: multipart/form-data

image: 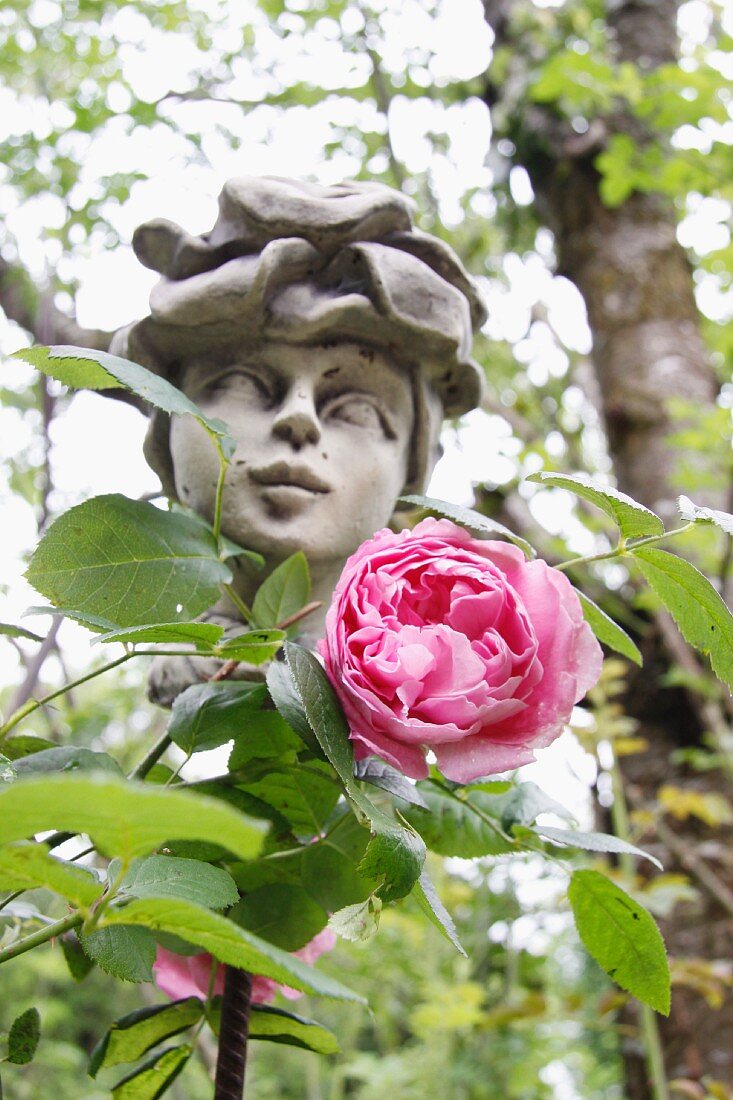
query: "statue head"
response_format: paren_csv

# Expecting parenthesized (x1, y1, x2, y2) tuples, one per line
(111, 177, 486, 566)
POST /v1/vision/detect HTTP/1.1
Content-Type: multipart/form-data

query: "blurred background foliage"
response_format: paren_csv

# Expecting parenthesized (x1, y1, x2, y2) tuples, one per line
(1, 0, 732, 1096)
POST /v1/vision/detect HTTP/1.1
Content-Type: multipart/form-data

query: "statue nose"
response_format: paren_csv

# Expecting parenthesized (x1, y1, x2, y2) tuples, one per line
(272, 392, 321, 448)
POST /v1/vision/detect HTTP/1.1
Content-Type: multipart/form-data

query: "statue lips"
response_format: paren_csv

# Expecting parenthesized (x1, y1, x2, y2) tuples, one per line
(249, 461, 332, 513)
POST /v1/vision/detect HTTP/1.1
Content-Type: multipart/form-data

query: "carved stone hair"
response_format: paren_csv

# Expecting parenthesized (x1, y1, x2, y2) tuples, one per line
(110, 176, 487, 495)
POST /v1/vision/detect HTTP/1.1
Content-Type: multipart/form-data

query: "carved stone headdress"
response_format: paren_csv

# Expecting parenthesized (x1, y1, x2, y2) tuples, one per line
(111, 176, 486, 494)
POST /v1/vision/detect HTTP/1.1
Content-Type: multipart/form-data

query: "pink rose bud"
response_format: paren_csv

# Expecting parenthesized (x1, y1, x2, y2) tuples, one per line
(319, 518, 603, 784)
(153, 928, 337, 1006)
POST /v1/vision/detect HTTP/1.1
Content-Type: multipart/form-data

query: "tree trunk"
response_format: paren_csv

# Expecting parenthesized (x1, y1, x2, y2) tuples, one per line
(482, 2, 733, 1094)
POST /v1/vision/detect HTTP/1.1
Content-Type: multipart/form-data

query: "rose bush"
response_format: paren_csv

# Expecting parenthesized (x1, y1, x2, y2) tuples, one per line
(153, 929, 337, 1005)
(319, 518, 603, 783)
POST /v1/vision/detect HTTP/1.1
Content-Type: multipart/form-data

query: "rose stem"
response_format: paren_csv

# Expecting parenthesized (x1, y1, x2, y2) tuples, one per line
(214, 967, 253, 1099)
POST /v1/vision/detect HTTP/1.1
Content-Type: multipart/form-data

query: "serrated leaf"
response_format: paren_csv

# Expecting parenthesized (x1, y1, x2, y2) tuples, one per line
(0, 623, 43, 643)
(167, 681, 268, 755)
(301, 834, 371, 912)
(7, 1008, 41, 1065)
(0, 843, 102, 907)
(214, 629, 285, 663)
(0, 776, 266, 862)
(402, 784, 512, 858)
(252, 552, 311, 628)
(117, 856, 239, 909)
(111, 1043, 192, 1099)
(60, 932, 95, 981)
(81, 925, 157, 983)
(399, 494, 535, 557)
(26, 495, 232, 628)
(576, 589, 642, 665)
(488, 781, 576, 831)
(284, 643, 353, 784)
(632, 547, 733, 691)
(678, 495, 733, 536)
(248, 1005, 339, 1054)
(243, 764, 341, 837)
(357, 821, 426, 904)
(527, 472, 664, 539)
(13, 746, 123, 778)
(266, 660, 323, 757)
(329, 898, 381, 942)
(413, 871, 466, 955)
(568, 870, 670, 1014)
(355, 759, 429, 808)
(101, 898, 363, 1001)
(90, 999, 203, 1077)
(92, 622, 224, 649)
(23, 606, 117, 633)
(228, 711, 302, 769)
(229, 883, 327, 950)
(537, 826, 662, 870)
(15, 345, 235, 456)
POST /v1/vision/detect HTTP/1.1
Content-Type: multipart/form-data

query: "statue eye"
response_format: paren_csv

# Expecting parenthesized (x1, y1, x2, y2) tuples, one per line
(326, 395, 392, 435)
(203, 370, 273, 404)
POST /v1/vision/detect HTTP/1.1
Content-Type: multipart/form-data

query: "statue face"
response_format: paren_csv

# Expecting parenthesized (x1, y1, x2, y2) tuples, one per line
(169, 341, 414, 564)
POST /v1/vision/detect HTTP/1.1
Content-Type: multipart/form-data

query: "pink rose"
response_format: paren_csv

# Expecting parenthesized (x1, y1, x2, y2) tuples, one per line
(319, 518, 603, 784)
(153, 928, 337, 1005)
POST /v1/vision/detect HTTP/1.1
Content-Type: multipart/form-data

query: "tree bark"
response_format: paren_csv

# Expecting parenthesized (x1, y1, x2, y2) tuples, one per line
(482, 2, 733, 1094)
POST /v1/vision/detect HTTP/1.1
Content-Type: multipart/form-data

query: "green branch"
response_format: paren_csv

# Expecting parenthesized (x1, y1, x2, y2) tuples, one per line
(556, 524, 695, 572)
(0, 912, 83, 965)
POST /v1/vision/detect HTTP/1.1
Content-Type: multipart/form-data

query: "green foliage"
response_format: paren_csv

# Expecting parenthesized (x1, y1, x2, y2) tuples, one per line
(26, 495, 232, 627)
(247, 1005, 339, 1055)
(90, 999, 203, 1076)
(7, 1008, 41, 1065)
(229, 883, 327, 951)
(252, 552, 311, 629)
(167, 681, 269, 754)
(568, 870, 670, 1015)
(535, 826, 662, 870)
(576, 590, 643, 666)
(0, 844, 102, 908)
(81, 926, 157, 985)
(0, 623, 43, 643)
(110, 1044, 191, 1099)
(678, 495, 733, 536)
(527, 472, 664, 540)
(0, 776, 266, 861)
(632, 547, 733, 691)
(399, 494, 535, 557)
(114, 856, 239, 910)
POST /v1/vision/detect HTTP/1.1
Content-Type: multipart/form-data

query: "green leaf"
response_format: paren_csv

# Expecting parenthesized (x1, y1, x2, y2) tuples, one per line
(632, 547, 733, 691)
(537, 827, 662, 870)
(15, 345, 235, 457)
(678, 495, 733, 536)
(228, 711, 302, 769)
(0, 843, 102, 907)
(90, 1000, 203, 1077)
(26, 495, 232, 628)
(92, 622, 224, 649)
(402, 784, 513, 858)
(116, 856, 239, 910)
(248, 1005, 339, 1055)
(576, 590, 642, 666)
(13, 746, 123, 778)
(111, 1044, 192, 1099)
(229, 883, 327, 950)
(0, 623, 43, 643)
(243, 764, 341, 837)
(412, 871, 466, 956)
(527, 472, 664, 540)
(356, 818, 426, 904)
(301, 822, 371, 912)
(266, 660, 324, 757)
(214, 629, 286, 664)
(568, 870, 670, 1014)
(60, 932, 95, 981)
(0, 776, 267, 862)
(487, 781, 576, 832)
(1, 735, 56, 760)
(7, 1008, 41, 1065)
(81, 925, 157, 983)
(167, 681, 268, 755)
(329, 898, 381, 942)
(284, 642, 353, 785)
(355, 759, 429, 808)
(399, 494, 535, 558)
(252, 552, 311, 628)
(23, 606, 117, 633)
(102, 898, 364, 1002)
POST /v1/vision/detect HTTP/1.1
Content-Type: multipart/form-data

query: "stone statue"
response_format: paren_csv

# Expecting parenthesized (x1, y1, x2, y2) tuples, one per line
(110, 177, 486, 704)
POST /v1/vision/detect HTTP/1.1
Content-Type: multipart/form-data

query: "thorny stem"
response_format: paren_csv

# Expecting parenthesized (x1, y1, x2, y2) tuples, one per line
(555, 524, 695, 572)
(609, 758, 670, 1100)
(0, 912, 83, 965)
